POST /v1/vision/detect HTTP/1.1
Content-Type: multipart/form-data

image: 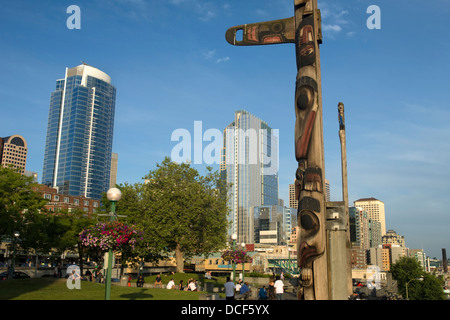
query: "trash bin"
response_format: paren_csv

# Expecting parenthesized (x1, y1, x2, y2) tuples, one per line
(120, 275, 129, 286)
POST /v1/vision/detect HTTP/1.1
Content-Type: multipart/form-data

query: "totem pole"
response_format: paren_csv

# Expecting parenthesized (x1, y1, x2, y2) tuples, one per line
(226, 0, 328, 299)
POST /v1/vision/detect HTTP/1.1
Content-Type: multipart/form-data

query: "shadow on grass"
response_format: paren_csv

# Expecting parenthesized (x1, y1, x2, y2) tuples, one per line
(0, 277, 61, 300)
(119, 288, 154, 300)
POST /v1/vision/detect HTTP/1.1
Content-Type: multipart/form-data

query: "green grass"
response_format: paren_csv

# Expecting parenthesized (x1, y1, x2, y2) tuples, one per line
(0, 275, 223, 300)
(137, 273, 228, 289)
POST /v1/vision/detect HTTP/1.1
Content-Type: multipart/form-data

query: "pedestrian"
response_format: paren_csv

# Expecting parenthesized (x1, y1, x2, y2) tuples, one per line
(268, 278, 276, 300)
(274, 275, 284, 300)
(85, 269, 92, 281)
(235, 279, 242, 293)
(224, 276, 236, 300)
(96, 270, 104, 283)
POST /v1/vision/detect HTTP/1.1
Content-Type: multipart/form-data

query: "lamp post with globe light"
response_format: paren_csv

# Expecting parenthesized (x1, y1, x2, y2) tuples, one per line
(104, 187, 122, 300)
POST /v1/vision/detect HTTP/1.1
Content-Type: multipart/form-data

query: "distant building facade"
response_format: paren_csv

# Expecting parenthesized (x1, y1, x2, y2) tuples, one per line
(354, 197, 386, 236)
(0, 135, 28, 175)
(33, 184, 100, 214)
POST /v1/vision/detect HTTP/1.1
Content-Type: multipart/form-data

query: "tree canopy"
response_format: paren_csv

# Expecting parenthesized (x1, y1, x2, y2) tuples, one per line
(391, 256, 445, 300)
(107, 157, 230, 272)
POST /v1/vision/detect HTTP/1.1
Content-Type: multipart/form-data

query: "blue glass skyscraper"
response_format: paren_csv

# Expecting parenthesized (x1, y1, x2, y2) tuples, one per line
(220, 110, 279, 244)
(42, 64, 116, 200)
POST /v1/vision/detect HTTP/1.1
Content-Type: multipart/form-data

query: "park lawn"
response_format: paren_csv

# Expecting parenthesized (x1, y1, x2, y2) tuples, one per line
(0, 277, 208, 300)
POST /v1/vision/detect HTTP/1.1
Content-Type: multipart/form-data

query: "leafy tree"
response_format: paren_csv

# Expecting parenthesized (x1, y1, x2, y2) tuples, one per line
(100, 182, 166, 268)
(142, 158, 229, 272)
(391, 256, 445, 300)
(0, 167, 48, 246)
(109, 158, 229, 273)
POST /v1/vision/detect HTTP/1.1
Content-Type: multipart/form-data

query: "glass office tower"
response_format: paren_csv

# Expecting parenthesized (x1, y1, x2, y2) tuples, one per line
(220, 110, 279, 244)
(42, 64, 116, 200)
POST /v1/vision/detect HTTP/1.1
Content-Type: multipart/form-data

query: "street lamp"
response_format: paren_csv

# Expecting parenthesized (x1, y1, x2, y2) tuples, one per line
(8, 231, 20, 280)
(105, 187, 122, 300)
(231, 234, 237, 283)
(406, 277, 423, 300)
(241, 242, 245, 283)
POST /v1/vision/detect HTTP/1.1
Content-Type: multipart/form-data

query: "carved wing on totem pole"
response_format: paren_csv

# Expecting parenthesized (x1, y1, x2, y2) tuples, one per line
(226, 0, 328, 300)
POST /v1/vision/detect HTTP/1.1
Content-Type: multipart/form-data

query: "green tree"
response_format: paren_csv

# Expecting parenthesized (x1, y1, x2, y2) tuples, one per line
(391, 256, 445, 300)
(115, 157, 229, 273)
(0, 167, 48, 245)
(100, 182, 166, 267)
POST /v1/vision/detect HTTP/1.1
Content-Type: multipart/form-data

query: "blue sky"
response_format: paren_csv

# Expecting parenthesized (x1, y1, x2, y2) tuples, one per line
(1, 0, 449, 259)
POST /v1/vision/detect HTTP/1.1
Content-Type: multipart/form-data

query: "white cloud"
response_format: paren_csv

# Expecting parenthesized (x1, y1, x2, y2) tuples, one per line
(203, 49, 216, 60)
(216, 57, 230, 64)
(322, 24, 342, 32)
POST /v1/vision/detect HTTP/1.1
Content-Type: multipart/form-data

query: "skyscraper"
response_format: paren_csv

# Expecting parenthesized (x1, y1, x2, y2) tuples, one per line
(0, 135, 28, 175)
(220, 110, 279, 244)
(42, 63, 117, 200)
(354, 197, 387, 236)
(289, 183, 298, 209)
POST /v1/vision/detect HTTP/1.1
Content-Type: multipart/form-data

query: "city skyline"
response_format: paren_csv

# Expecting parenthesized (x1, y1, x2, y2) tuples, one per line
(1, 0, 449, 258)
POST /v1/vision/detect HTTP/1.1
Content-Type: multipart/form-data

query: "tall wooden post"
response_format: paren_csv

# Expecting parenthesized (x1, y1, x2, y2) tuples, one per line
(338, 102, 353, 297)
(225, 0, 328, 299)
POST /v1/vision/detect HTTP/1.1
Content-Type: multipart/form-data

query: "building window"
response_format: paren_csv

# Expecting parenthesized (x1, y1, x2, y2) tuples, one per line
(64, 197, 69, 203)
(44, 194, 51, 200)
(84, 200, 89, 206)
(54, 195, 59, 201)
(74, 199, 79, 205)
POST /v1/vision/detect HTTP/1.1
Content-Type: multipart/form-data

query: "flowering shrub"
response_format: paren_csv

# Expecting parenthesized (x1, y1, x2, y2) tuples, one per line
(79, 221, 143, 252)
(221, 250, 252, 264)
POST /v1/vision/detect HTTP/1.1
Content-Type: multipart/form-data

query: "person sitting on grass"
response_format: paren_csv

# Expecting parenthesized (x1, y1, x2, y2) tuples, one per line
(137, 274, 145, 287)
(258, 286, 268, 300)
(154, 273, 163, 288)
(166, 278, 176, 289)
(239, 281, 251, 300)
(187, 279, 197, 291)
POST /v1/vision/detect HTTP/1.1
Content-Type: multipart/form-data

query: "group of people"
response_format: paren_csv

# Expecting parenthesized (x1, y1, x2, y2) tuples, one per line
(152, 273, 199, 291)
(224, 275, 285, 300)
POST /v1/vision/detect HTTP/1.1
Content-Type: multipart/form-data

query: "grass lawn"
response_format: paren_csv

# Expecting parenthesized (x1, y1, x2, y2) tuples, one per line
(0, 273, 227, 300)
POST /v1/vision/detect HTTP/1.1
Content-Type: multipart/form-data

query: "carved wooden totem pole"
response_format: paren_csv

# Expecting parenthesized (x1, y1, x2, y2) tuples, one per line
(226, 0, 328, 299)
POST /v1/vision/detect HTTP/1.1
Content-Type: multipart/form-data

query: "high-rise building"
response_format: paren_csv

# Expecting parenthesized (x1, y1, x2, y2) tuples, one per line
(354, 197, 386, 236)
(220, 110, 279, 244)
(0, 135, 28, 175)
(109, 152, 118, 188)
(42, 63, 117, 200)
(325, 179, 330, 202)
(288, 184, 298, 209)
